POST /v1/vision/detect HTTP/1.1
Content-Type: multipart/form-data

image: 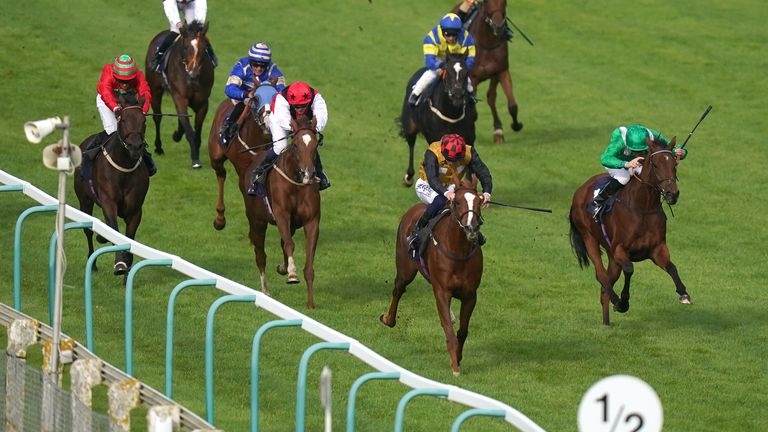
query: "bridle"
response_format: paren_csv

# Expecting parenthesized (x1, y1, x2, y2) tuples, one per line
(475, 0, 508, 50)
(432, 189, 483, 260)
(181, 31, 205, 78)
(115, 106, 146, 152)
(271, 123, 317, 186)
(103, 105, 146, 173)
(632, 149, 678, 199)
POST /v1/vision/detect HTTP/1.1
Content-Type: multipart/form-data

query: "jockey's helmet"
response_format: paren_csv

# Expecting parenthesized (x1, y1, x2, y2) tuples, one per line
(440, 13, 462, 32)
(440, 134, 466, 161)
(112, 54, 137, 81)
(249, 42, 272, 64)
(286, 82, 313, 106)
(626, 126, 650, 152)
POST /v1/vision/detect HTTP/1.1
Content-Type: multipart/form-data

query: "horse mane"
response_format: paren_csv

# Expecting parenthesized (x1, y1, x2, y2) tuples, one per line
(118, 92, 140, 107)
(185, 21, 206, 35)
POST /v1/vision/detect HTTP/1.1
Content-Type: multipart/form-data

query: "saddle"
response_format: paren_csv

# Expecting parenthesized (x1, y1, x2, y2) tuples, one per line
(588, 176, 618, 220)
(410, 209, 451, 260)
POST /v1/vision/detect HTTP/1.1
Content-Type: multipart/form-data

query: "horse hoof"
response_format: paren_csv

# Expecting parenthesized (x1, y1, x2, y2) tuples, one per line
(379, 314, 395, 328)
(286, 275, 300, 284)
(679, 294, 692, 305)
(191, 161, 202, 169)
(614, 301, 630, 313)
(113, 262, 128, 276)
(402, 174, 413, 187)
(213, 218, 226, 231)
(155, 147, 165, 156)
(172, 131, 183, 142)
(452, 368, 461, 377)
(492, 129, 504, 144)
(276, 264, 287, 275)
(511, 122, 523, 132)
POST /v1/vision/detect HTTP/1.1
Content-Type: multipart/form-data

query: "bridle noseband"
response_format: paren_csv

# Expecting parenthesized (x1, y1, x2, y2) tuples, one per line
(116, 105, 146, 153)
(633, 149, 678, 199)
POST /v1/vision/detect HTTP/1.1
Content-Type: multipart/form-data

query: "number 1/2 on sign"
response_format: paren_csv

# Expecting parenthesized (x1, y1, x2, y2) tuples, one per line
(577, 375, 663, 432)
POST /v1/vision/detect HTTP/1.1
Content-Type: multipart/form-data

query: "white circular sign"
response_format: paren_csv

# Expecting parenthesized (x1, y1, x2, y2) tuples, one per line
(577, 375, 663, 432)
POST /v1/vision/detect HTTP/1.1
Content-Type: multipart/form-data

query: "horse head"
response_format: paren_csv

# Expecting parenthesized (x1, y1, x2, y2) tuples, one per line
(450, 176, 484, 243)
(642, 135, 680, 205)
(179, 21, 209, 78)
(289, 116, 318, 185)
(442, 52, 470, 107)
(116, 93, 147, 160)
(478, 0, 508, 38)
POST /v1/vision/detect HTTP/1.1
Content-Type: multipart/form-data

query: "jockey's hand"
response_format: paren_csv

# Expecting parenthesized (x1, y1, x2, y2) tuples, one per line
(444, 190, 456, 201)
(112, 107, 122, 118)
(481, 193, 491, 208)
(438, 68, 447, 80)
(674, 148, 685, 158)
(625, 157, 644, 169)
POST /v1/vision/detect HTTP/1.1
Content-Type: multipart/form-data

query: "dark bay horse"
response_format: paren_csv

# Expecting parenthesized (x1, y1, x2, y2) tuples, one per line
(145, 21, 214, 169)
(380, 179, 484, 376)
(399, 52, 477, 186)
(453, 0, 523, 144)
(207, 93, 272, 231)
(569, 136, 692, 325)
(244, 115, 321, 309)
(74, 94, 150, 275)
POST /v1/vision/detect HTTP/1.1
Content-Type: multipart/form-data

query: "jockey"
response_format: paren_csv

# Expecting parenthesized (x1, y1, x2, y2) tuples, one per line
(219, 42, 286, 145)
(91, 54, 156, 176)
(592, 124, 688, 221)
(150, 0, 217, 72)
(407, 133, 492, 253)
(246, 81, 330, 195)
(408, 13, 476, 106)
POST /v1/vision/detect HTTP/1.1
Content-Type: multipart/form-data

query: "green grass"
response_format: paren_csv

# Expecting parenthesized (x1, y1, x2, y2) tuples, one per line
(1, 0, 767, 431)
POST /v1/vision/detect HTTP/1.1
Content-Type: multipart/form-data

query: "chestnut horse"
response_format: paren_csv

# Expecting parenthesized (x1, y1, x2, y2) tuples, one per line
(145, 21, 214, 168)
(245, 115, 321, 309)
(74, 94, 150, 275)
(207, 90, 273, 231)
(569, 135, 692, 325)
(399, 52, 477, 186)
(454, 0, 523, 144)
(380, 179, 484, 375)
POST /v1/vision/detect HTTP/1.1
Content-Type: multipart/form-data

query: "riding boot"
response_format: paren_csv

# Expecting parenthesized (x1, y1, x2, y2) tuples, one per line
(315, 152, 330, 191)
(503, 25, 515, 42)
(407, 212, 430, 253)
(150, 32, 177, 72)
(143, 149, 157, 177)
(218, 102, 245, 146)
(246, 148, 278, 196)
(408, 91, 419, 107)
(592, 178, 623, 221)
(81, 131, 109, 179)
(205, 43, 218, 68)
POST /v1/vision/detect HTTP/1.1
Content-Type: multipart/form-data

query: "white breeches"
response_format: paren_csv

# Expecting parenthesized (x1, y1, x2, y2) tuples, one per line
(411, 69, 474, 96)
(605, 166, 643, 185)
(415, 178, 455, 204)
(96, 95, 118, 134)
(164, 0, 206, 32)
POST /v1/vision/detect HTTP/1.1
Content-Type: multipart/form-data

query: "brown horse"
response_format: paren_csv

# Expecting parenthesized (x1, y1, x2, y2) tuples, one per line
(244, 115, 321, 309)
(569, 135, 692, 326)
(207, 93, 272, 231)
(74, 94, 150, 275)
(380, 179, 484, 376)
(454, 0, 523, 144)
(145, 21, 214, 168)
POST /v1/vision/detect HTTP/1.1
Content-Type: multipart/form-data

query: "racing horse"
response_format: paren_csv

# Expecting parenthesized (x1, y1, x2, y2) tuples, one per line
(380, 178, 484, 376)
(207, 85, 276, 230)
(453, 0, 523, 144)
(569, 135, 692, 325)
(74, 93, 150, 275)
(244, 115, 321, 309)
(399, 51, 477, 186)
(145, 21, 214, 168)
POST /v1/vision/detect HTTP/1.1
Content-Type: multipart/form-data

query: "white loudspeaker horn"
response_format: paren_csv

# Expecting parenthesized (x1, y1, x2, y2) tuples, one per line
(24, 117, 63, 144)
(42, 142, 82, 171)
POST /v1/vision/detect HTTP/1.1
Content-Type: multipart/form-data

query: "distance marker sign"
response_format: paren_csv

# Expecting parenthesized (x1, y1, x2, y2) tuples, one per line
(577, 375, 663, 432)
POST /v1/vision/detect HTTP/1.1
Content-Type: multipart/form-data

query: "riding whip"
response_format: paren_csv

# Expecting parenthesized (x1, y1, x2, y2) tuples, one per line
(506, 18, 534, 46)
(146, 113, 191, 117)
(489, 201, 552, 213)
(681, 105, 712, 149)
(239, 133, 294, 153)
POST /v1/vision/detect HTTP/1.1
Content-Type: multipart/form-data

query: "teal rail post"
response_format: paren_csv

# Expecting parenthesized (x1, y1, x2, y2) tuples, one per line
(0, 185, 23, 295)
(451, 408, 507, 432)
(83, 244, 131, 352)
(124, 259, 173, 376)
(295, 342, 351, 432)
(164, 278, 217, 398)
(394, 388, 449, 432)
(250, 319, 303, 432)
(346, 372, 401, 432)
(47, 221, 92, 322)
(205, 294, 257, 425)
(13, 204, 57, 311)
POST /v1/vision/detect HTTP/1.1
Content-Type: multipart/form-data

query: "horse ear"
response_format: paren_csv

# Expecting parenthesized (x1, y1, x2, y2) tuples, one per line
(203, 21, 209, 34)
(668, 136, 677, 147)
(290, 117, 298, 132)
(311, 116, 318, 131)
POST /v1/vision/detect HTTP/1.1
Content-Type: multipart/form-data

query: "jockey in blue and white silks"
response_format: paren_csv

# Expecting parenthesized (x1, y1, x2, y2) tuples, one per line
(408, 13, 476, 106)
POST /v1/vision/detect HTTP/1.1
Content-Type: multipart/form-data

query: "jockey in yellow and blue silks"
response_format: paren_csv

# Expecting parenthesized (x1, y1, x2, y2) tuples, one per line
(408, 13, 476, 106)
(219, 42, 287, 145)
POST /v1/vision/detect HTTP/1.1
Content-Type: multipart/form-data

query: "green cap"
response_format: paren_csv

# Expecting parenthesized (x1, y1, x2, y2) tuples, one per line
(626, 126, 649, 151)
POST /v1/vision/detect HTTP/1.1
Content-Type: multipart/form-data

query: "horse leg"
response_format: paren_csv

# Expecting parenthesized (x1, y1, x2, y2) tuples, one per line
(211, 156, 227, 230)
(403, 133, 417, 187)
(615, 256, 634, 313)
(120, 209, 143, 274)
(650, 243, 692, 304)
(99, 202, 125, 275)
(170, 95, 200, 168)
(247, 218, 269, 295)
(150, 85, 165, 155)
(456, 292, 477, 369)
(275, 220, 299, 284)
(78, 196, 98, 270)
(486, 76, 505, 144)
(435, 290, 461, 376)
(498, 69, 523, 132)
(380, 253, 418, 328)
(582, 234, 620, 325)
(302, 218, 320, 310)
(192, 103, 208, 167)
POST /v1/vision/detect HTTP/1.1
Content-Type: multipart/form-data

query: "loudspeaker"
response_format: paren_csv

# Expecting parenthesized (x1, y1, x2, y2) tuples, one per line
(42, 142, 82, 170)
(24, 117, 63, 143)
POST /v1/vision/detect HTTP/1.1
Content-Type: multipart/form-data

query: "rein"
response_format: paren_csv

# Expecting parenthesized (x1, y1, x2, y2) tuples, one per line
(432, 195, 483, 261)
(428, 98, 466, 123)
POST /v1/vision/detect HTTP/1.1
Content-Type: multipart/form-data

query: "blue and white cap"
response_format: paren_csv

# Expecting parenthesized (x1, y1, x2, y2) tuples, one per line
(248, 42, 272, 63)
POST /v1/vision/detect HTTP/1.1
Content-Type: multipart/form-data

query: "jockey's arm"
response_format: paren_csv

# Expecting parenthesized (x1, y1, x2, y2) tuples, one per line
(468, 147, 493, 194)
(272, 95, 293, 131)
(311, 93, 328, 132)
(600, 132, 630, 169)
(134, 71, 153, 113)
(423, 152, 448, 195)
(423, 30, 443, 70)
(97, 65, 119, 110)
(224, 60, 248, 100)
(193, 0, 207, 22)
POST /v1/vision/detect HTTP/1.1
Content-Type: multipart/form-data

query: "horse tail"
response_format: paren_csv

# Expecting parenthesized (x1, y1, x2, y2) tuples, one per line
(568, 206, 590, 269)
